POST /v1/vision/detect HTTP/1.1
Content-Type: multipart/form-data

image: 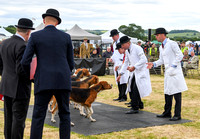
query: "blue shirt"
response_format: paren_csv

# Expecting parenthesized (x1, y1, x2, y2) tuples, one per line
(162, 38, 168, 46)
(188, 47, 193, 55)
(15, 33, 25, 41)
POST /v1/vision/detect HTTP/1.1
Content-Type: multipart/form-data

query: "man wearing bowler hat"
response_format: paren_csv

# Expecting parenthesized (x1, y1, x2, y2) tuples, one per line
(110, 29, 120, 53)
(0, 18, 34, 139)
(110, 43, 128, 102)
(117, 36, 152, 114)
(147, 28, 188, 121)
(21, 8, 74, 139)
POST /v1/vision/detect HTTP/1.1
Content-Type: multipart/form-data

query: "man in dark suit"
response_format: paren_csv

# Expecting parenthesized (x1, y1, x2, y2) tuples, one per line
(0, 18, 34, 139)
(21, 8, 74, 139)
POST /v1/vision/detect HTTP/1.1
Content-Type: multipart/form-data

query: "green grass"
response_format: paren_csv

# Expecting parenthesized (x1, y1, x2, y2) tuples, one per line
(0, 74, 200, 138)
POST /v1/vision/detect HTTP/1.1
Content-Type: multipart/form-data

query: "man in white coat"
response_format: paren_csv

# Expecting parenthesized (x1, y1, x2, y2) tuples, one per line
(110, 29, 120, 52)
(110, 43, 129, 102)
(117, 36, 152, 114)
(147, 28, 188, 121)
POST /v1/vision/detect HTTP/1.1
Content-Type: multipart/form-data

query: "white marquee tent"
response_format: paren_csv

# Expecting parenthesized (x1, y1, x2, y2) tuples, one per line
(100, 30, 138, 44)
(31, 23, 45, 33)
(66, 24, 101, 40)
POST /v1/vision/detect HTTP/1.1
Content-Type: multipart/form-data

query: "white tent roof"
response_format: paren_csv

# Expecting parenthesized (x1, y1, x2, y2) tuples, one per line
(66, 24, 101, 40)
(31, 23, 45, 33)
(0, 27, 12, 36)
(100, 30, 138, 44)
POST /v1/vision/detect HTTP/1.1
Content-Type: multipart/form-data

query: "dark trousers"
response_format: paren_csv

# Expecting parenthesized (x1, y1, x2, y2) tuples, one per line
(116, 71, 127, 100)
(4, 96, 30, 139)
(30, 90, 71, 139)
(118, 83, 127, 100)
(163, 93, 182, 117)
(130, 75, 143, 110)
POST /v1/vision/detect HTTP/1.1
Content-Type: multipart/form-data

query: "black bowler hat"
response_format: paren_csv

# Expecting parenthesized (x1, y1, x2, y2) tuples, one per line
(110, 29, 119, 37)
(120, 36, 131, 44)
(115, 43, 122, 50)
(42, 8, 61, 24)
(154, 28, 168, 35)
(15, 18, 35, 30)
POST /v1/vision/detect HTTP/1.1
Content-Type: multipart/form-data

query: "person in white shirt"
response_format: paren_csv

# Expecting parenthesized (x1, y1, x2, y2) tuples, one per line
(110, 43, 129, 102)
(117, 36, 152, 114)
(147, 28, 188, 121)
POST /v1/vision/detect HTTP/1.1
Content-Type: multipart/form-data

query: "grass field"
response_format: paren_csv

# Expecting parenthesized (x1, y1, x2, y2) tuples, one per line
(0, 75, 200, 139)
(167, 32, 200, 39)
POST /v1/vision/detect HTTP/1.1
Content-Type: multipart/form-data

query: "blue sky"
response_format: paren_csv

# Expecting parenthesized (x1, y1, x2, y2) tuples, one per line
(0, 0, 200, 31)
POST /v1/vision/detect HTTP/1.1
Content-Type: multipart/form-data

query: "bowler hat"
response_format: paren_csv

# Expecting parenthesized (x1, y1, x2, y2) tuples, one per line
(83, 37, 88, 40)
(115, 43, 122, 50)
(154, 28, 168, 35)
(120, 36, 131, 44)
(42, 8, 61, 24)
(110, 29, 119, 37)
(15, 18, 35, 30)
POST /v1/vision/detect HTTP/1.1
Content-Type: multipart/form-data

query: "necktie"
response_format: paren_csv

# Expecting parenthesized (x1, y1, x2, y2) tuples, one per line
(123, 53, 126, 63)
(128, 49, 130, 53)
(162, 43, 164, 48)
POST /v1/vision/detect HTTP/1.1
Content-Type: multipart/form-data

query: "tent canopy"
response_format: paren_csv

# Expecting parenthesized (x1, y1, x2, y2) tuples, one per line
(31, 23, 45, 33)
(100, 30, 138, 44)
(0, 27, 12, 36)
(66, 24, 101, 40)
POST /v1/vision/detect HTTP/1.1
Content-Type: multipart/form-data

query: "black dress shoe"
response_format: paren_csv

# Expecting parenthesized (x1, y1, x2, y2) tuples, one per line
(119, 99, 126, 102)
(113, 98, 120, 101)
(139, 103, 144, 109)
(125, 109, 139, 114)
(169, 116, 181, 121)
(125, 102, 131, 105)
(156, 114, 171, 118)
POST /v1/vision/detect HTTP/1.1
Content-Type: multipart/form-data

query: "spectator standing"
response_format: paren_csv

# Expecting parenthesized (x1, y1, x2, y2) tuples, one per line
(148, 43, 158, 62)
(0, 18, 34, 139)
(21, 8, 74, 139)
(188, 43, 194, 57)
(195, 43, 199, 55)
(80, 37, 94, 58)
(180, 41, 188, 54)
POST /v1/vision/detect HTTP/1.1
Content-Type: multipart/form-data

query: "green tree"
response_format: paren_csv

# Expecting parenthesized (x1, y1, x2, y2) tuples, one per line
(118, 23, 146, 40)
(5, 25, 16, 34)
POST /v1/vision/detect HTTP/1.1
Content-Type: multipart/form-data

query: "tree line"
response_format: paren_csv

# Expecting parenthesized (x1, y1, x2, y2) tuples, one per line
(2, 24, 200, 42)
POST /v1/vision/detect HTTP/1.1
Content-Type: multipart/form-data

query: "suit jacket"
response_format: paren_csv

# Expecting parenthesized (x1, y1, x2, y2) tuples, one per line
(188, 55, 199, 69)
(0, 35, 31, 99)
(21, 25, 74, 94)
(80, 42, 93, 58)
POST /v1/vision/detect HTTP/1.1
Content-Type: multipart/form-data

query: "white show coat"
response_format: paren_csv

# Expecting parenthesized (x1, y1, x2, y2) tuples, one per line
(154, 38, 188, 95)
(120, 43, 152, 98)
(111, 50, 129, 84)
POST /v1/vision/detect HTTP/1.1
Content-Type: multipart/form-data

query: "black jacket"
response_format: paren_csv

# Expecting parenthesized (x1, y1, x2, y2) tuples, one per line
(0, 35, 31, 99)
(21, 26, 74, 94)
